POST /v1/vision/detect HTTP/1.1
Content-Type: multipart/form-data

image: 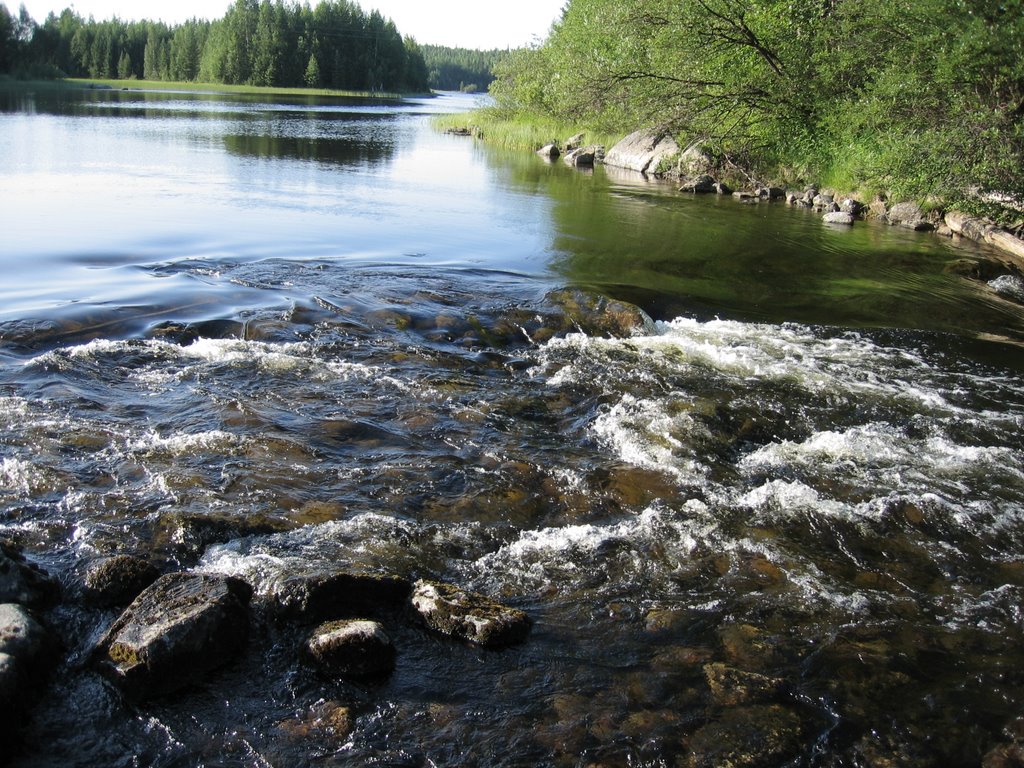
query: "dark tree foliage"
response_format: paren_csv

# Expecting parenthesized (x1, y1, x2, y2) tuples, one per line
(421, 44, 506, 92)
(0, 0, 430, 92)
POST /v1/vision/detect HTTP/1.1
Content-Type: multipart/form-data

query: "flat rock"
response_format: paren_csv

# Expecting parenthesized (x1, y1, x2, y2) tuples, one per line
(95, 572, 252, 698)
(304, 619, 395, 679)
(0, 541, 60, 608)
(410, 580, 531, 648)
(605, 129, 681, 176)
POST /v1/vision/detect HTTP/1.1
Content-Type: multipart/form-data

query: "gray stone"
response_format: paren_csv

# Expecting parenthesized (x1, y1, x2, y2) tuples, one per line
(839, 198, 863, 215)
(410, 580, 531, 648)
(812, 192, 835, 209)
(887, 201, 925, 227)
(563, 146, 595, 167)
(604, 129, 681, 176)
(304, 619, 395, 679)
(536, 143, 560, 159)
(713, 182, 733, 195)
(679, 175, 717, 194)
(95, 572, 252, 698)
(823, 211, 855, 225)
(0, 541, 59, 608)
(563, 132, 585, 151)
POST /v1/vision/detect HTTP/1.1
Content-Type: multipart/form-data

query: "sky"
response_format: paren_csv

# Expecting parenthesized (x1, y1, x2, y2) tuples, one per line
(17, 0, 566, 49)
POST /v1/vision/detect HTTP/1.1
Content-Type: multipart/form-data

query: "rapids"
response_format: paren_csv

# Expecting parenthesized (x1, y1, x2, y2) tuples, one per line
(2, 86, 1024, 766)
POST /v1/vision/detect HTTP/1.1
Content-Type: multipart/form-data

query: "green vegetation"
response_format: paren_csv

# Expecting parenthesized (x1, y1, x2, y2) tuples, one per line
(0, 0, 429, 92)
(485, 0, 1024, 211)
(434, 110, 623, 153)
(421, 45, 506, 92)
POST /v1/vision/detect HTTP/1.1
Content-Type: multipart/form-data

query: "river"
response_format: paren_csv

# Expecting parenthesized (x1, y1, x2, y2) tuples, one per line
(3, 86, 1024, 767)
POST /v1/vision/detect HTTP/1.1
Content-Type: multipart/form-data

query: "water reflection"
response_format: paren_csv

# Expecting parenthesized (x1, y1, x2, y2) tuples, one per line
(223, 131, 395, 167)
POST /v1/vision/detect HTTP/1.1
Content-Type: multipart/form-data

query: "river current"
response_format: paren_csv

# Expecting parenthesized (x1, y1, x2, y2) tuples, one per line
(3, 87, 1024, 767)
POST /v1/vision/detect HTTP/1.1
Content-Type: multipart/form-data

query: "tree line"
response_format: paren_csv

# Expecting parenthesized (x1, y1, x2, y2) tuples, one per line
(421, 44, 505, 92)
(490, 0, 1024, 205)
(0, 0, 431, 92)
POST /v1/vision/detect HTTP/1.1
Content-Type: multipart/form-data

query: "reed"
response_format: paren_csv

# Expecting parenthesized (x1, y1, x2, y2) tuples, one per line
(433, 108, 623, 153)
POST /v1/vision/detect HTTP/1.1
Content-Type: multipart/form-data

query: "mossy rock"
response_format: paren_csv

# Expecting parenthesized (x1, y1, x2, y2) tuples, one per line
(410, 579, 531, 648)
(94, 572, 252, 699)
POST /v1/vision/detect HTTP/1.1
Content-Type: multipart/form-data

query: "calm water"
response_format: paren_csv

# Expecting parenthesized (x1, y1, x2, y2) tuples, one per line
(3, 86, 1024, 767)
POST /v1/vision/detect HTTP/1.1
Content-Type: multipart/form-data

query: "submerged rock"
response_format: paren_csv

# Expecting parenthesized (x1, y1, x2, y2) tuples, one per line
(94, 572, 252, 698)
(82, 554, 161, 608)
(410, 579, 531, 648)
(304, 619, 396, 679)
(0, 541, 59, 609)
(153, 510, 291, 563)
(684, 704, 804, 768)
(543, 289, 650, 339)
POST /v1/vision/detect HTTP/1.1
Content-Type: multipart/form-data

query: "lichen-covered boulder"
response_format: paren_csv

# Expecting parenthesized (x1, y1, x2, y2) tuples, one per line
(82, 554, 161, 607)
(94, 572, 252, 698)
(410, 580, 531, 648)
(268, 570, 412, 622)
(605, 129, 682, 176)
(304, 619, 396, 679)
(0, 541, 59, 608)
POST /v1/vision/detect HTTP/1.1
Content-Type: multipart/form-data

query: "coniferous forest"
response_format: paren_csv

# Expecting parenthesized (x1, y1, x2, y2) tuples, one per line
(0, 0, 432, 92)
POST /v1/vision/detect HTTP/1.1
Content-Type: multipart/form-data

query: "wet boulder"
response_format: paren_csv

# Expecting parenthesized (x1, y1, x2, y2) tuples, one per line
(304, 619, 396, 679)
(536, 143, 560, 159)
(94, 572, 252, 698)
(0, 603, 56, 749)
(543, 289, 651, 339)
(82, 554, 161, 608)
(679, 175, 717, 194)
(0, 541, 60, 608)
(410, 580, 531, 648)
(563, 146, 597, 167)
(268, 570, 412, 622)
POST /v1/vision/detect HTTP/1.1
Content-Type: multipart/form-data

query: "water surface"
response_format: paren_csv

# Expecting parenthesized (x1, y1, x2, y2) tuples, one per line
(3, 85, 1024, 767)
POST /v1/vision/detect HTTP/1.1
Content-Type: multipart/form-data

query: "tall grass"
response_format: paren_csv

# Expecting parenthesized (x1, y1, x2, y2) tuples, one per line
(433, 108, 624, 152)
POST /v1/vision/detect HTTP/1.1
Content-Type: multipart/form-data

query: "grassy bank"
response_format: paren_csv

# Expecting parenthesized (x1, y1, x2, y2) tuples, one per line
(66, 78, 412, 100)
(433, 109, 624, 153)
